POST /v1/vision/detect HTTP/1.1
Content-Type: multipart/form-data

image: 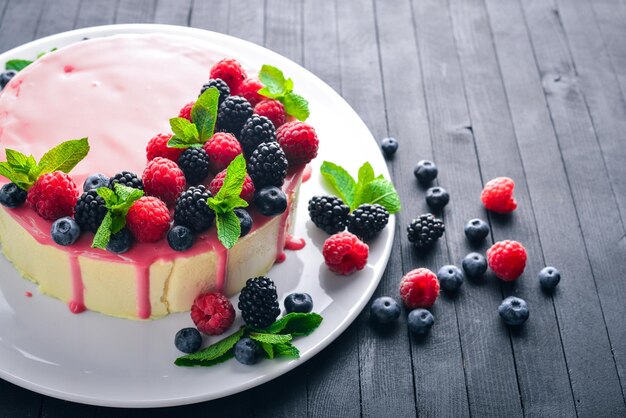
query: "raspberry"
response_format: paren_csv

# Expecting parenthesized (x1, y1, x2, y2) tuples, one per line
(203, 132, 243, 173)
(174, 185, 215, 232)
(178, 101, 194, 122)
(126, 196, 171, 242)
(208, 169, 255, 203)
(239, 115, 276, 157)
(146, 133, 184, 163)
(247, 142, 288, 188)
(238, 277, 280, 328)
(233, 78, 264, 107)
(347, 203, 389, 240)
(74, 190, 107, 233)
(487, 240, 527, 281)
(209, 58, 247, 92)
(200, 78, 230, 104)
(276, 121, 319, 166)
(399, 268, 440, 309)
(191, 292, 236, 335)
(308, 195, 349, 234)
(27, 171, 79, 221)
(216, 95, 254, 135)
(254, 99, 287, 128)
(481, 177, 517, 213)
(142, 157, 186, 205)
(322, 232, 369, 275)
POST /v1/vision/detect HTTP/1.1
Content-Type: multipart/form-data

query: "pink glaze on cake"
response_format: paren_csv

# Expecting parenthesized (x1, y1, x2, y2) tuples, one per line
(302, 164, 312, 183)
(69, 254, 86, 313)
(285, 235, 306, 251)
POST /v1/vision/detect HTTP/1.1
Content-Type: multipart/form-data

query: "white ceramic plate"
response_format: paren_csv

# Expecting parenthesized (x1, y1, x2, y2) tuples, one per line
(0, 24, 394, 408)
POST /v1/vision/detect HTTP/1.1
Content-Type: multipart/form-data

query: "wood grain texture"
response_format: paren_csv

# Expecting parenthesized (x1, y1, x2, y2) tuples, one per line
(35, 0, 81, 38)
(0, 0, 45, 51)
(75, 0, 118, 28)
(115, 0, 156, 24)
(154, 0, 191, 25)
(189, 0, 229, 33)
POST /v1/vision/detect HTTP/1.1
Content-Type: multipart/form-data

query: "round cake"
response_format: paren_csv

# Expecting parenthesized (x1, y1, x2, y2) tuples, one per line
(0, 34, 312, 319)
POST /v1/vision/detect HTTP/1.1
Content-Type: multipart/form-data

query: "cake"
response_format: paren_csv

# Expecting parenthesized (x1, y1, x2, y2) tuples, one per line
(0, 34, 316, 320)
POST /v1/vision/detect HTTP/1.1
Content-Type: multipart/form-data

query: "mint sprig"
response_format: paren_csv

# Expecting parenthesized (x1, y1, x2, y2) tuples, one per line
(167, 87, 220, 149)
(0, 138, 90, 191)
(320, 161, 401, 213)
(5, 48, 57, 71)
(206, 154, 248, 249)
(92, 184, 144, 249)
(258, 64, 310, 121)
(175, 327, 245, 367)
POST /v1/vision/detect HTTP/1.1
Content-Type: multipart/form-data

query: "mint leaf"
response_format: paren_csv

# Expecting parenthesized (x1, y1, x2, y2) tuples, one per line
(353, 178, 401, 213)
(167, 135, 192, 149)
(258, 65, 288, 97)
(192, 87, 219, 141)
(274, 342, 300, 358)
(170, 117, 191, 137)
(5, 59, 32, 71)
(96, 187, 117, 205)
(92, 212, 112, 249)
(0, 163, 31, 190)
(260, 342, 275, 359)
(214, 154, 246, 201)
(5, 149, 29, 168)
(215, 210, 241, 249)
(358, 162, 375, 185)
(113, 183, 143, 205)
(36, 138, 90, 177)
(320, 161, 357, 207)
(250, 333, 293, 345)
(175, 327, 245, 367)
(255, 312, 323, 337)
(92, 184, 143, 249)
(283, 92, 310, 121)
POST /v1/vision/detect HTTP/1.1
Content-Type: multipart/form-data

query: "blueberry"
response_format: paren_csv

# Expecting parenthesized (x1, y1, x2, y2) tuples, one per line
(538, 266, 561, 290)
(437, 265, 464, 292)
(107, 228, 132, 254)
(0, 182, 27, 208)
(425, 187, 450, 211)
(284, 292, 314, 313)
(498, 296, 529, 326)
(462, 252, 487, 278)
(370, 296, 401, 324)
(174, 327, 202, 353)
(413, 160, 438, 185)
(0, 70, 17, 89)
(83, 173, 109, 192)
(254, 186, 287, 216)
(464, 218, 490, 242)
(50, 216, 81, 246)
(234, 208, 253, 237)
(234, 337, 262, 365)
(407, 308, 435, 335)
(167, 225, 194, 251)
(381, 137, 399, 157)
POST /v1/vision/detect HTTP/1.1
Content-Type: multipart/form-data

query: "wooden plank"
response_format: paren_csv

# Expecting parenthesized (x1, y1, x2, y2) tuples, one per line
(40, 398, 95, 418)
(447, 0, 577, 415)
(410, 0, 525, 416)
(228, 0, 264, 46)
(484, 0, 626, 415)
(115, 0, 157, 24)
(75, 0, 118, 28)
(519, 0, 626, 409)
(189, 0, 229, 34)
(302, 0, 339, 92)
(0, 0, 45, 52)
(0, 379, 41, 418)
(154, 0, 192, 25)
(35, 0, 81, 38)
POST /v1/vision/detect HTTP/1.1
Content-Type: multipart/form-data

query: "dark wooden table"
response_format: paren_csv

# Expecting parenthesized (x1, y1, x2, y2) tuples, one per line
(2, 0, 626, 416)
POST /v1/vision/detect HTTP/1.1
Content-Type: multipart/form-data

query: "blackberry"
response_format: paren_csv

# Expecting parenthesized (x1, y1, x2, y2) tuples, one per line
(347, 203, 389, 240)
(407, 213, 445, 249)
(178, 147, 210, 185)
(74, 190, 108, 233)
(308, 195, 349, 234)
(239, 115, 276, 157)
(216, 95, 253, 135)
(238, 276, 280, 329)
(109, 171, 143, 190)
(174, 185, 216, 233)
(247, 142, 288, 188)
(199, 78, 230, 104)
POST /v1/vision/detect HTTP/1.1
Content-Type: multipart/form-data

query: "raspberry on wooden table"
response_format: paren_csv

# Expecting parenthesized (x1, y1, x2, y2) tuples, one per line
(487, 240, 527, 281)
(481, 177, 517, 213)
(399, 268, 440, 309)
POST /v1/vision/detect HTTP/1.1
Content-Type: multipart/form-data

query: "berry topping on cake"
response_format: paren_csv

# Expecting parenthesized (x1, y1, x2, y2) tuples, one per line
(308, 195, 349, 234)
(209, 169, 255, 202)
(74, 190, 107, 233)
(209, 58, 247, 92)
(247, 142, 288, 188)
(191, 292, 236, 335)
(413, 160, 438, 185)
(276, 121, 319, 166)
(203, 132, 243, 173)
(254, 99, 287, 128)
(0, 70, 16, 89)
(106, 228, 132, 254)
(370, 296, 401, 324)
(437, 265, 464, 292)
(234, 337, 262, 365)
(234, 78, 264, 107)
(109, 171, 144, 190)
(178, 147, 210, 185)
(399, 268, 440, 309)
(464, 218, 490, 242)
(284, 292, 314, 313)
(174, 185, 216, 233)
(0, 183, 27, 208)
(234, 208, 253, 237)
(498, 297, 529, 326)
(462, 252, 488, 278)
(254, 186, 287, 216)
(27, 171, 79, 220)
(174, 327, 202, 354)
(408, 309, 435, 334)
(239, 115, 277, 157)
(146, 133, 184, 162)
(347, 203, 389, 241)
(538, 266, 561, 290)
(142, 157, 186, 204)
(126, 196, 171, 243)
(216, 95, 254, 135)
(322, 232, 369, 275)
(407, 214, 445, 250)
(178, 101, 195, 122)
(425, 187, 450, 211)
(487, 240, 527, 281)
(381, 137, 399, 157)
(200, 78, 230, 104)
(238, 276, 281, 329)
(481, 177, 517, 213)
(167, 225, 195, 251)
(51, 216, 81, 246)
(82, 173, 109, 192)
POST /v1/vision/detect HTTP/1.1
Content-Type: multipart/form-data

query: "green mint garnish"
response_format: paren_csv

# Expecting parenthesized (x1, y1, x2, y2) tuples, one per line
(0, 138, 90, 191)
(175, 313, 322, 367)
(206, 154, 249, 249)
(258, 64, 310, 121)
(92, 184, 144, 249)
(5, 48, 57, 71)
(320, 161, 401, 213)
(167, 87, 220, 149)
